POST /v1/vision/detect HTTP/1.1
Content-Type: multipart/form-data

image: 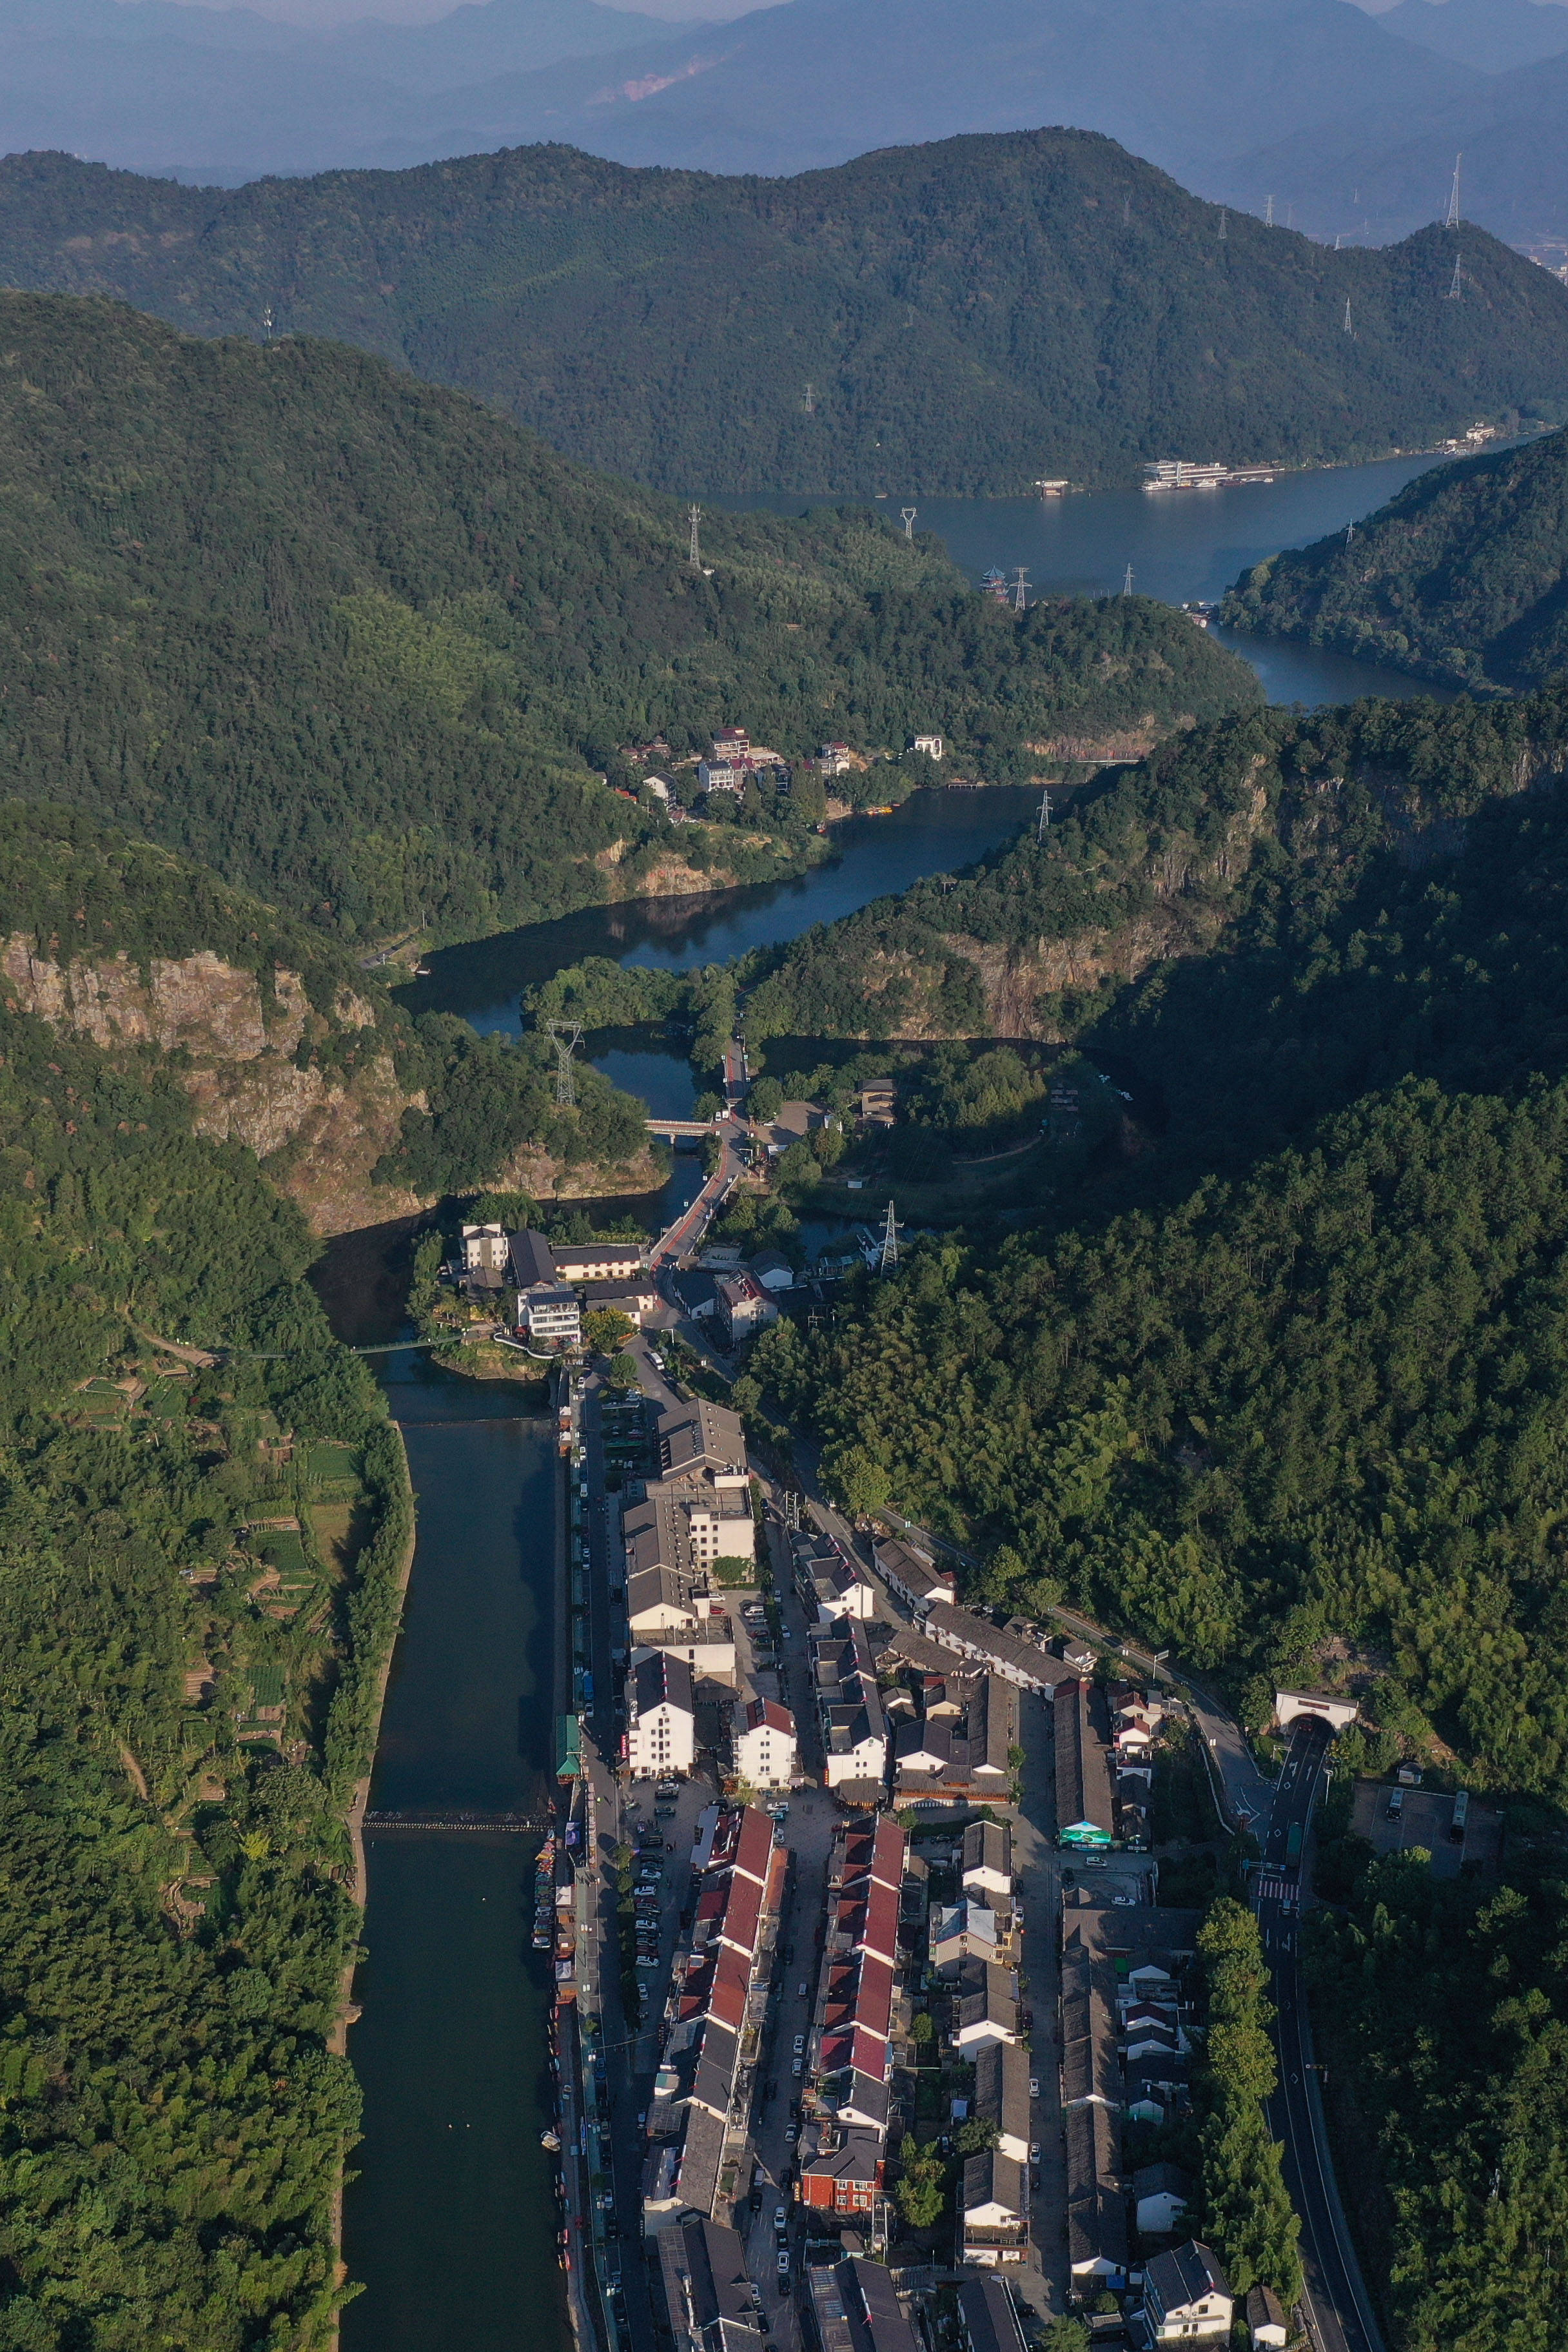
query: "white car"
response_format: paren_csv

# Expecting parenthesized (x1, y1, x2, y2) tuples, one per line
(792, 2034, 805, 2055)
(1029, 2077, 1041, 2099)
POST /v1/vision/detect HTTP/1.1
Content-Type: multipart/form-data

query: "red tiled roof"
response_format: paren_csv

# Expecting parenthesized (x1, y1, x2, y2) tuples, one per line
(720, 1868, 763, 1959)
(709, 1945, 751, 2032)
(734, 1807, 774, 1885)
(859, 1881, 901, 1964)
(855, 1955, 894, 2042)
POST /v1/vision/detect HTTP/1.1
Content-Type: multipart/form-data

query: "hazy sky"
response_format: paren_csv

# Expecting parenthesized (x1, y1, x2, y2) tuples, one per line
(141, 0, 751, 21)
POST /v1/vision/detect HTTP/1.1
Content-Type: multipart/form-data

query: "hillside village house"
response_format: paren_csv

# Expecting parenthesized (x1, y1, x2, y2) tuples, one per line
(1141, 2242, 1233, 2345)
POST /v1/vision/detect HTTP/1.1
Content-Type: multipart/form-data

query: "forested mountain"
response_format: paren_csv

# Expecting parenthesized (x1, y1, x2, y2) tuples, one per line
(744, 689, 1568, 1796)
(1222, 425, 1568, 690)
(5, 139, 1567, 496)
(0, 803, 656, 1227)
(0, 970, 411, 2347)
(0, 294, 1252, 950)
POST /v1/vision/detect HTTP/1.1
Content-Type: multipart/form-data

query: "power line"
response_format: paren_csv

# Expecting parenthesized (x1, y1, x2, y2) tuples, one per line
(549, 1021, 583, 1108)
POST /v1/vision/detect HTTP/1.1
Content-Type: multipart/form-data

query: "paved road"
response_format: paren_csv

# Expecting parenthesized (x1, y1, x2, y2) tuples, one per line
(1185, 1678, 1275, 1840)
(1257, 1721, 1384, 2352)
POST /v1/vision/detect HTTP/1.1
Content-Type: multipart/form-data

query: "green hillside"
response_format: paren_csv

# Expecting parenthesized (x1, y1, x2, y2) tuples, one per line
(0, 289, 1253, 948)
(734, 687, 1568, 1761)
(0, 975, 411, 2347)
(1, 134, 1565, 495)
(1222, 424, 1568, 690)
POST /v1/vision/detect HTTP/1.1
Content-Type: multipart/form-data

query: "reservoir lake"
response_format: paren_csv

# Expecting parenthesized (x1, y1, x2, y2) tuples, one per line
(335, 452, 1457, 2351)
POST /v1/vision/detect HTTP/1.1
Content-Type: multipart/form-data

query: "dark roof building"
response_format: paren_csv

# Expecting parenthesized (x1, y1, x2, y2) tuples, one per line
(805, 2257, 919, 2352)
(956, 2275, 1027, 2352)
(1054, 1679, 1116, 1847)
(657, 2213, 762, 2352)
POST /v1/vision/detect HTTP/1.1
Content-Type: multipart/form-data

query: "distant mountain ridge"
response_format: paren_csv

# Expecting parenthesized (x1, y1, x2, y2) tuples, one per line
(1222, 426, 1568, 689)
(5, 132, 1567, 496)
(0, 0, 1491, 191)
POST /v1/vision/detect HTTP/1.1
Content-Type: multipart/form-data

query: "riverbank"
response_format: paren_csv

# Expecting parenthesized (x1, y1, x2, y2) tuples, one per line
(327, 1408, 419, 2348)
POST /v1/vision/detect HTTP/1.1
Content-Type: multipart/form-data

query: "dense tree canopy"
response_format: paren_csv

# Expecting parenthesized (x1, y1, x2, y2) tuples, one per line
(0, 291, 1253, 951)
(0, 986, 412, 2346)
(1224, 426, 1568, 690)
(3, 136, 1565, 495)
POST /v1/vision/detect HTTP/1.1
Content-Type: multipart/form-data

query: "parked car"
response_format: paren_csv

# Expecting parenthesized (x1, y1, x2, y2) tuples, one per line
(792, 2034, 805, 2055)
(777, 2252, 790, 2278)
(785, 2124, 798, 2146)
(774, 2207, 787, 2234)
(791, 2057, 803, 2077)
(1030, 2077, 1041, 2099)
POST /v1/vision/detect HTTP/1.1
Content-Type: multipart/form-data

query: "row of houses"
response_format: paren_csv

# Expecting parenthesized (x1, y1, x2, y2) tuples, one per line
(947, 1823, 1031, 2271)
(798, 1816, 910, 2219)
(659, 2233, 1019, 2352)
(636, 727, 946, 804)
(1057, 1901, 1205, 2297)
(1054, 1680, 1170, 1850)
(645, 1803, 788, 2226)
(624, 1402, 757, 1773)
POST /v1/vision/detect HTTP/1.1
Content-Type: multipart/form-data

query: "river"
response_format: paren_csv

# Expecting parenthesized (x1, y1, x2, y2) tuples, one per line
(333, 451, 1458, 2352)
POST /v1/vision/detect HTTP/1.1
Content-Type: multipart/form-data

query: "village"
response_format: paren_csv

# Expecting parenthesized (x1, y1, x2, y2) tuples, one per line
(485, 1216, 1311, 2352)
(446, 1180, 1493, 2352)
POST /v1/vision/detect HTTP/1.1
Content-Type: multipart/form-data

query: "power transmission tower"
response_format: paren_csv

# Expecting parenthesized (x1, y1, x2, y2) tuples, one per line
(1446, 255, 1462, 300)
(1122, 562, 1135, 596)
(901, 507, 917, 539)
(1012, 567, 1029, 612)
(1344, 523, 1355, 549)
(1035, 788, 1054, 841)
(1344, 298, 1353, 335)
(803, 382, 816, 415)
(1446, 153, 1462, 231)
(1217, 208, 1227, 240)
(261, 304, 274, 342)
(877, 1199, 901, 1274)
(688, 504, 701, 569)
(548, 1021, 583, 1108)
(1265, 195, 1275, 227)
(1122, 191, 1132, 226)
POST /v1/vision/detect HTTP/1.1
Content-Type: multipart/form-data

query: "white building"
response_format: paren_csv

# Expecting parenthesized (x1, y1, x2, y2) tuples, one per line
(733, 1694, 797, 1789)
(716, 1272, 778, 1347)
(911, 734, 944, 760)
(627, 1651, 696, 1778)
(1142, 2244, 1233, 2346)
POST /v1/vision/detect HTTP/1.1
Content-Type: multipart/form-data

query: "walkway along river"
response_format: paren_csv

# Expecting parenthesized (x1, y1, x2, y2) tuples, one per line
(326, 449, 1458, 2347)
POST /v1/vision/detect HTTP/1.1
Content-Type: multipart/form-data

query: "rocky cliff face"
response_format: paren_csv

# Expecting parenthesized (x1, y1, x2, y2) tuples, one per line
(1, 936, 424, 1235)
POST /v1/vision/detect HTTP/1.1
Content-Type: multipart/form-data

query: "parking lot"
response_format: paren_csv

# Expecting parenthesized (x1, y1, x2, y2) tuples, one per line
(1349, 1779, 1502, 1880)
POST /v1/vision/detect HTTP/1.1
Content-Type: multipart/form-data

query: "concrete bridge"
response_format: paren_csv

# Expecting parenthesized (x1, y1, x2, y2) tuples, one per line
(644, 1117, 720, 1139)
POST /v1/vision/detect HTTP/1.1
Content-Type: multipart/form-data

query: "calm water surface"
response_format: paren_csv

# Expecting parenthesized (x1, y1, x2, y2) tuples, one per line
(340, 1353, 564, 2352)
(720, 455, 1462, 709)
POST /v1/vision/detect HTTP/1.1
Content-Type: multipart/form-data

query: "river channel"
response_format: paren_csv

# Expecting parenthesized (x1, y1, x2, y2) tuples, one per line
(333, 453, 1456, 2352)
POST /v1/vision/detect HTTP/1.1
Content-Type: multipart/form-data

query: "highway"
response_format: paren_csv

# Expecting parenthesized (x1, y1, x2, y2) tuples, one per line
(1255, 1720, 1385, 2352)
